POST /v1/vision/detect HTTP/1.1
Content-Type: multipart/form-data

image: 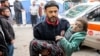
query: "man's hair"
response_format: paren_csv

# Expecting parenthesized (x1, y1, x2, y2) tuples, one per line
(76, 17, 88, 32)
(44, 1, 59, 10)
(0, 7, 9, 15)
(0, 0, 8, 3)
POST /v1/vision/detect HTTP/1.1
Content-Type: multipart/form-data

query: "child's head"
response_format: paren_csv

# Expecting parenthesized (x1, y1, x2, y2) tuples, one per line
(72, 17, 88, 32)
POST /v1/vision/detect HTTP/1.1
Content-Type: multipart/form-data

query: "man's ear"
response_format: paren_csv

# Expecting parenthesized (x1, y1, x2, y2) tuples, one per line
(1, 11, 4, 15)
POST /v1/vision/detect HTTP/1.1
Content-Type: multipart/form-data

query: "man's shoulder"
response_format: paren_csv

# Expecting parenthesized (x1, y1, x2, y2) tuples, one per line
(0, 16, 5, 21)
(59, 18, 69, 23)
(59, 18, 68, 21)
(34, 22, 46, 28)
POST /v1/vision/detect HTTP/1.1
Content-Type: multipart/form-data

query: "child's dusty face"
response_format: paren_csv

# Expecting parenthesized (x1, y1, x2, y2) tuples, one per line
(72, 21, 83, 32)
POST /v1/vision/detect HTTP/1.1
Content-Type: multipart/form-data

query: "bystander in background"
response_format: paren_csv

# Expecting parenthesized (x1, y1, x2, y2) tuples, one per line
(14, 0, 24, 26)
(30, 1, 38, 27)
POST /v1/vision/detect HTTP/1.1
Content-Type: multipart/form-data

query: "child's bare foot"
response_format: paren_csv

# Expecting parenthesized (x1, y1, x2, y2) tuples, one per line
(41, 49, 50, 56)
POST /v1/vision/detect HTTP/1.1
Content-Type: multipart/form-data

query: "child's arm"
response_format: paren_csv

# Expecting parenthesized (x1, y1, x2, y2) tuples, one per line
(59, 36, 84, 51)
(56, 33, 85, 55)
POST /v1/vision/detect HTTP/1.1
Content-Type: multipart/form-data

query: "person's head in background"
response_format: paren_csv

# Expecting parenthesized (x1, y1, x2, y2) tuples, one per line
(32, 1, 36, 6)
(0, 0, 9, 7)
(15, 0, 19, 2)
(0, 7, 10, 18)
(44, 1, 59, 24)
(72, 17, 88, 32)
(40, 1, 45, 7)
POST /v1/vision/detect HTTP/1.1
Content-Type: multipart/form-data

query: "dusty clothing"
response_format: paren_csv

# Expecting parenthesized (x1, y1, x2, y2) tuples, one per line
(57, 28, 86, 56)
(30, 39, 64, 56)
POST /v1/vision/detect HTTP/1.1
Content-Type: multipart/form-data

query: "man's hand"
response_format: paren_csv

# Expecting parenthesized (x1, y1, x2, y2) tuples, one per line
(11, 39, 15, 44)
(0, 51, 3, 56)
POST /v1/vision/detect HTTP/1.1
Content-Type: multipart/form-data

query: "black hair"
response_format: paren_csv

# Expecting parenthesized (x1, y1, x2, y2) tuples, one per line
(0, 0, 8, 3)
(76, 17, 88, 32)
(0, 7, 9, 15)
(44, 1, 59, 10)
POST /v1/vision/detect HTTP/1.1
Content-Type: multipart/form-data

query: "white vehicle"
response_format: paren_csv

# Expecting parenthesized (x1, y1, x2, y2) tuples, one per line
(62, 3, 100, 50)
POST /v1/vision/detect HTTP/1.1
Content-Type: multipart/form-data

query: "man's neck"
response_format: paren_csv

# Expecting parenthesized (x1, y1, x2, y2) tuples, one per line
(46, 18, 59, 26)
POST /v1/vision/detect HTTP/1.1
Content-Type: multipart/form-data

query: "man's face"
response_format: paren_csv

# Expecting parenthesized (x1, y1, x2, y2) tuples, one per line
(2, 9, 10, 17)
(32, 1, 35, 6)
(45, 6, 59, 23)
(40, 3, 44, 6)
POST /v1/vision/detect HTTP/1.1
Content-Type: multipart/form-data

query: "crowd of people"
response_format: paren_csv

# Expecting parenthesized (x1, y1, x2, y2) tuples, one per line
(0, 0, 15, 56)
(30, 1, 46, 27)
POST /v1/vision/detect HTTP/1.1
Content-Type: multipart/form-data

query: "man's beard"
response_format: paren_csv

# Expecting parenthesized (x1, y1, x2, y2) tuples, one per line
(5, 16, 9, 19)
(48, 16, 58, 23)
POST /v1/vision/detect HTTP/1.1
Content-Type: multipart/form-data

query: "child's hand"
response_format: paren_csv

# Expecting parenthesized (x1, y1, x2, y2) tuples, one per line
(55, 35, 63, 41)
(11, 39, 15, 44)
(60, 30, 65, 36)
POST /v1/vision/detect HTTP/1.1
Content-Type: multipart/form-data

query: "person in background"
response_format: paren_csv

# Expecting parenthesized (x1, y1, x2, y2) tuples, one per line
(14, 0, 24, 26)
(30, 1, 38, 27)
(38, 2, 45, 23)
(0, 0, 11, 12)
(87, 0, 100, 21)
(0, 7, 15, 56)
(0, 0, 14, 25)
(91, 8, 100, 21)
(56, 18, 88, 56)
(0, 17, 8, 56)
(29, 1, 70, 56)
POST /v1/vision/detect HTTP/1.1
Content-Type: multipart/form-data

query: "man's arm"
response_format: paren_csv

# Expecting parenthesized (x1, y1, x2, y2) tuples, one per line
(61, 19, 70, 31)
(0, 19, 13, 43)
(20, 2, 24, 10)
(33, 26, 42, 40)
(65, 20, 70, 31)
(14, 2, 23, 11)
